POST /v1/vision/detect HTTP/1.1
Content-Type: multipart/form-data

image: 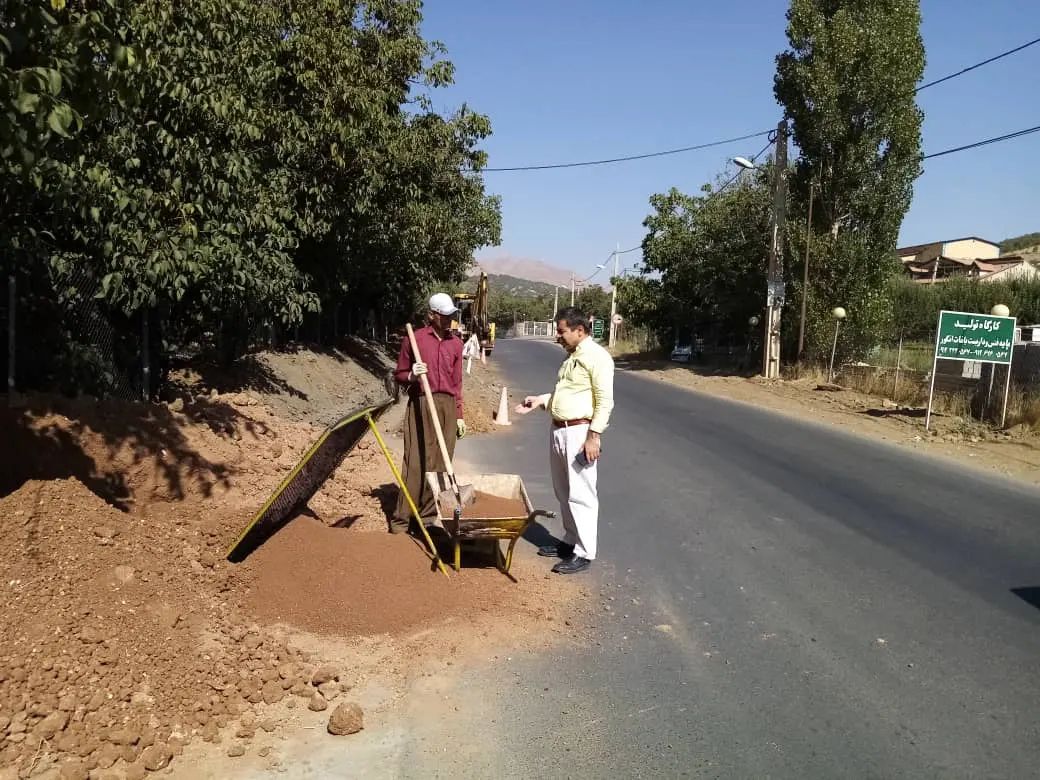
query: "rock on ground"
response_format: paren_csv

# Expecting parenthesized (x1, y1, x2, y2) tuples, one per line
(327, 702, 364, 736)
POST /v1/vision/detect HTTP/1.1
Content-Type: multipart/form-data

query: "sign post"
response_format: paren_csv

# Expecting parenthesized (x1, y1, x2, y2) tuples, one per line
(925, 310, 1016, 430)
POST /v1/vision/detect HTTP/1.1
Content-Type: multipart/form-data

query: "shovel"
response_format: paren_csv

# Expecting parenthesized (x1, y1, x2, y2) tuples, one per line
(405, 324, 476, 511)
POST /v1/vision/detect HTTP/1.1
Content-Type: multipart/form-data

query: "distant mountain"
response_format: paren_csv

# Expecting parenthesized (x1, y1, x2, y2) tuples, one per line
(484, 273, 557, 298)
(1001, 231, 1040, 254)
(464, 271, 605, 300)
(472, 255, 574, 287)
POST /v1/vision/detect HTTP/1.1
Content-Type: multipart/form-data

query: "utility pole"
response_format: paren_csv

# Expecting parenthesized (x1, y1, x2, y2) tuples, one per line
(553, 286, 559, 321)
(608, 242, 619, 349)
(797, 177, 815, 360)
(762, 119, 788, 379)
(570, 273, 575, 307)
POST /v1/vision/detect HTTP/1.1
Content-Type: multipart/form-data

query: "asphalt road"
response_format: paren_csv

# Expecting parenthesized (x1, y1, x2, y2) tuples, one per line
(398, 337, 1040, 779)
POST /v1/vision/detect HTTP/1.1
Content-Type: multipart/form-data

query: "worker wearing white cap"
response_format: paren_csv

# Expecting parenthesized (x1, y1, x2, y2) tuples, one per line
(391, 292, 467, 532)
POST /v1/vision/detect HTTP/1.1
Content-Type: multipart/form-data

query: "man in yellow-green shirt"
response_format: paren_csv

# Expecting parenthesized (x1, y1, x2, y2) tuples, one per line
(516, 307, 615, 574)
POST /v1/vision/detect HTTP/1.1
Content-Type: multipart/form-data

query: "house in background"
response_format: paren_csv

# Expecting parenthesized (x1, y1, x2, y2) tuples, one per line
(899, 236, 1038, 283)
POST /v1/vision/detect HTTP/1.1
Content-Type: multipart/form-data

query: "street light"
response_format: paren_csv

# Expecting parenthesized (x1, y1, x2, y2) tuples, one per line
(732, 156, 756, 170)
(828, 307, 846, 382)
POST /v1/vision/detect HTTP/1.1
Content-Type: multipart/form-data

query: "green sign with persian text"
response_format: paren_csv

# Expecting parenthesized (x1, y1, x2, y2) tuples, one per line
(935, 310, 1015, 365)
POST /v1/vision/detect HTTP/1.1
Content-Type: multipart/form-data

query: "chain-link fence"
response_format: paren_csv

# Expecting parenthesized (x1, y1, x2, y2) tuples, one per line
(837, 328, 1040, 426)
(2, 268, 396, 405)
(2, 265, 140, 403)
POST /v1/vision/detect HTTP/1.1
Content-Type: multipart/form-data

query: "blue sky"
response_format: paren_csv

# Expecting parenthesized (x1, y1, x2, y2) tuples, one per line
(420, 0, 1040, 280)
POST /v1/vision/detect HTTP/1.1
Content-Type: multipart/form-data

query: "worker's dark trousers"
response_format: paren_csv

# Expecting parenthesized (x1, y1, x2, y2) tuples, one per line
(393, 392, 457, 528)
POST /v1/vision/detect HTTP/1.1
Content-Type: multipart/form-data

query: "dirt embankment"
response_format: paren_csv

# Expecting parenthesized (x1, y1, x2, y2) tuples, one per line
(0, 344, 575, 778)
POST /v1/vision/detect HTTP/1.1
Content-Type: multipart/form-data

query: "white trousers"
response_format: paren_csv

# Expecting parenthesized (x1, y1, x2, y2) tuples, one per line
(549, 423, 599, 560)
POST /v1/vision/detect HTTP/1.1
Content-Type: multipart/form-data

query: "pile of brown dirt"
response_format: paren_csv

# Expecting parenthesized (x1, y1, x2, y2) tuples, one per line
(0, 478, 325, 777)
(0, 391, 396, 532)
(461, 360, 508, 434)
(240, 517, 529, 636)
(0, 347, 576, 776)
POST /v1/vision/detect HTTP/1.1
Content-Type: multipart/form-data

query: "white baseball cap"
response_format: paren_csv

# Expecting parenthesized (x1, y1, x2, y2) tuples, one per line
(428, 292, 459, 316)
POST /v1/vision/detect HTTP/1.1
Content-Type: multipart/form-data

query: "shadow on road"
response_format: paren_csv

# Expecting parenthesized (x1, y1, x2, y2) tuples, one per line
(1011, 587, 1040, 612)
(522, 519, 559, 548)
(613, 354, 759, 378)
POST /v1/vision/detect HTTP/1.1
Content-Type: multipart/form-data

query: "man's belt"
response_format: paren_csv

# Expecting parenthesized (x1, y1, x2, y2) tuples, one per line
(552, 417, 592, 428)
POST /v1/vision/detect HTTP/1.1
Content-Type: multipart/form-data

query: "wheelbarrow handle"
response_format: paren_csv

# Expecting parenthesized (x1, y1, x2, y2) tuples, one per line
(527, 509, 556, 521)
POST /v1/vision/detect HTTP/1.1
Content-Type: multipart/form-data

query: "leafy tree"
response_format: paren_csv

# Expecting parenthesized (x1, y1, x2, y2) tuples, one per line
(775, 0, 925, 360)
(485, 287, 553, 328)
(575, 285, 610, 323)
(888, 277, 1040, 342)
(639, 169, 773, 344)
(1, 0, 502, 391)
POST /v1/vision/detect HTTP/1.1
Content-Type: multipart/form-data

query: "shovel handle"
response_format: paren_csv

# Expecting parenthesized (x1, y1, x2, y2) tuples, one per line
(405, 324, 461, 495)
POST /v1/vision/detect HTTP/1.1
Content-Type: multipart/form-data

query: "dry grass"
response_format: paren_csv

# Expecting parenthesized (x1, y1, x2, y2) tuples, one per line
(836, 363, 1040, 428)
(611, 326, 664, 357)
(1006, 387, 1040, 430)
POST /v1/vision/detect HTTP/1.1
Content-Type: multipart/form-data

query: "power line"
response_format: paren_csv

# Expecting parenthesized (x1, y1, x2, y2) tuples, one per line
(916, 35, 1040, 93)
(922, 123, 1040, 160)
(483, 130, 772, 172)
(480, 36, 1039, 174)
(579, 138, 774, 283)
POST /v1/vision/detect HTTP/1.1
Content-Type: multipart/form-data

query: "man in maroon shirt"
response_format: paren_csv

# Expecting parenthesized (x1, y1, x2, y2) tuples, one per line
(390, 292, 466, 533)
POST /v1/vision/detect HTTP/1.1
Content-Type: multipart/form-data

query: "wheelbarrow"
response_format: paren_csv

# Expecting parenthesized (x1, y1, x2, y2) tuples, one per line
(425, 472, 555, 577)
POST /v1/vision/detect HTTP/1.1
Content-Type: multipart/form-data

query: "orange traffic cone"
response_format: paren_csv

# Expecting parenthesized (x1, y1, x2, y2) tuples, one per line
(493, 386, 511, 426)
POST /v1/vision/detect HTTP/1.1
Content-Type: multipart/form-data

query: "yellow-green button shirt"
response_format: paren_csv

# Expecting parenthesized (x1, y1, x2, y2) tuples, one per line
(548, 337, 615, 433)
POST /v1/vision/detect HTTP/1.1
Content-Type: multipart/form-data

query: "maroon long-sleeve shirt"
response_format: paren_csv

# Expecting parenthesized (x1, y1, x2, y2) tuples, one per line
(394, 325, 464, 418)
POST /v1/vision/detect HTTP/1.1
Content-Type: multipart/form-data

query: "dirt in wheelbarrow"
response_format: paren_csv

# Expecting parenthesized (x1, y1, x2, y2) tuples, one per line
(462, 491, 528, 519)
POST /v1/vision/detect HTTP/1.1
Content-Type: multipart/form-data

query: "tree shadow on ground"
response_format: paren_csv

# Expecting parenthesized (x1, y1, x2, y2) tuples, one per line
(863, 407, 927, 419)
(0, 392, 265, 510)
(166, 351, 310, 401)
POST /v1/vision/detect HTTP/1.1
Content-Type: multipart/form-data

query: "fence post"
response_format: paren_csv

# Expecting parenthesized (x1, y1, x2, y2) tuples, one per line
(7, 273, 15, 406)
(141, 308, 150, 402)
(893, 334, 903, 399)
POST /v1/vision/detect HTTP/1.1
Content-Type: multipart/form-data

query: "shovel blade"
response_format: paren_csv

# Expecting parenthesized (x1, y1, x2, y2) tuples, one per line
(439, 483, 475, 511)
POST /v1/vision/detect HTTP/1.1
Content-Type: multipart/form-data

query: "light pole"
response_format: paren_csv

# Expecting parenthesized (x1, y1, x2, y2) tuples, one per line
(747, 314, 760, 368)
(828, 307, 846, 382)
(608, 242, 620, 348)
(733, 119, 788, 379)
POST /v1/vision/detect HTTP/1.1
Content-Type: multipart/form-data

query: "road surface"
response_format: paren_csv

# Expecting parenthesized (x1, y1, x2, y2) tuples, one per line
(401, 337, 1040, 779)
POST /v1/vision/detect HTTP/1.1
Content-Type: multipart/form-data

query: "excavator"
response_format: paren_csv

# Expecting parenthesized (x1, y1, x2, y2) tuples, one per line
(452, 272, 495, 355)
